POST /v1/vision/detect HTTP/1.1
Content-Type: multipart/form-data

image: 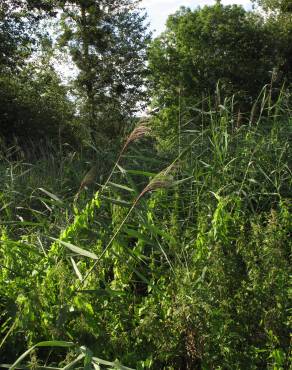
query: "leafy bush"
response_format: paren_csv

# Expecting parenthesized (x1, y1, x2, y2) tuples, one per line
(0, 88, 291, 369)
(0, 63, 76, 149)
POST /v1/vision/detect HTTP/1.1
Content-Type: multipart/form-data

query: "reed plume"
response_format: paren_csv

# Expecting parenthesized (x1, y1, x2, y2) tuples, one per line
(74, 164, 98, 202)
(121, 124, 151, 156)
(100, 122, 151, 192)
(75, 161, 177, 291)
(74, 122, 150, 203)
(134, 162, 178, 205)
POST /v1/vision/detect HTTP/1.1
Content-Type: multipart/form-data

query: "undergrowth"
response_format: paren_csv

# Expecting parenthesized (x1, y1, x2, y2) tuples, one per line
(0, 87, 291, 369)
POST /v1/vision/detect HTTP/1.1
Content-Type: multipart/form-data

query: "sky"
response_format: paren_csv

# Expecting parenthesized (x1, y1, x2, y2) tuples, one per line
(139, 0, 253, 36)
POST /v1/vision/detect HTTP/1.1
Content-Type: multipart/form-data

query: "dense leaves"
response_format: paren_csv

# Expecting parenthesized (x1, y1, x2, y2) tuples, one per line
(0, 65, 76, 147)
(56, 0, 150, 140)
(0, 88, 291, 368)
(147, 3, 291, 146)
(0, 0, 150, 146)
(0, 1, 291, 369)
(253, 0, 292, 12)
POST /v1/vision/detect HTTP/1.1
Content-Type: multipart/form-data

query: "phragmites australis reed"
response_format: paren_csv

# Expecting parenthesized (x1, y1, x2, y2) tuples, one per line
(74, 164, 98, 202)
(134, 162, 178, 205)
(100, 121, 151, 190)
(74, 122, 150, 203)
(120, 123, 151, 157)
(75, 162, 177, 291)
(72, 122, 157, 291)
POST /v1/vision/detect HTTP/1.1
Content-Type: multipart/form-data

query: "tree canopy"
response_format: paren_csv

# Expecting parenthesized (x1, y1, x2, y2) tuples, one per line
(57, 0, 150, 139)
(148, 3, 291, 111)
(144, 3, 292, 151)
(253, 0, 292, 12)
(0, 1, 291, 146)
(0, 0, 150, 146)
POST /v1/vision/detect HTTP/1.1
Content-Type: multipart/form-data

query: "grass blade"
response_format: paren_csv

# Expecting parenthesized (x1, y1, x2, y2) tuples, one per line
(50, 238, 98, 260)
(9, 341, 74, 369)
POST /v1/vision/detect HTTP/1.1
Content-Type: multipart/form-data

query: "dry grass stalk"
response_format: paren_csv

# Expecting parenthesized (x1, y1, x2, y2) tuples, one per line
(236, 109, 242, 129)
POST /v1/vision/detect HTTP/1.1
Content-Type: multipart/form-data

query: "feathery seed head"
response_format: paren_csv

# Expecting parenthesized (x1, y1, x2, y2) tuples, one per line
(135, 162, 178, 204)
(121, 124, 151, 154)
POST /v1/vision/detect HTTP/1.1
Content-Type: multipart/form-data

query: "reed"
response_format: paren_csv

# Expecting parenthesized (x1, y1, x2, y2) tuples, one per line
(1, 88, 291, 369)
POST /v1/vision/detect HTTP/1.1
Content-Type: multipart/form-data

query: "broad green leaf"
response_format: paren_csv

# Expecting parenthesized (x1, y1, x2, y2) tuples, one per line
(124, 154, 161, 164)
(172, 176, 193, 186)
(92, 357, 116, 367)
(50, 238, 98, 260)
(99, 195, 132, 207)
(92, 357, 135, 369)
(108, 181, 134, 192)
(124, 228, 155, 246)
(70, 257, 83, 281)
(126, 169, 156, 177)
(38, 188, 63, 203)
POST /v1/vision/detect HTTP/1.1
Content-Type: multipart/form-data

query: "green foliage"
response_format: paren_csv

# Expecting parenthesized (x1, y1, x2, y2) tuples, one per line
(253, 0, 292, 12)
(0, 1, 150, 147)
(0, 1, 291, 368)
(0, 4, 77, 148)
(252, 0, 292, 83)
(0, 0, 55, 74)
(0, 1, 32, 73)
(0, 63, 76, 147)
(0, 89, 291, 368)
(147, 3, 291, 141)
(57, 0, 150, 140)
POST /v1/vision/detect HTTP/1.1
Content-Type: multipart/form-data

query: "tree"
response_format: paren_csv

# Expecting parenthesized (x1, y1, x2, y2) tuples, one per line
(146, 3, 292, 150)
(0, 1, 31, 73)
(0, 1, 75, 148)
(1, 1, 150, 146)
(251, 0, 292, 82)
(0, 0, 56, 73)
(0, 64, 75, 148)
(253, 0, 292, 12)
(0, 32, 76, 148)
(148, 3, 290, 113)
(57, 0, 150, 141)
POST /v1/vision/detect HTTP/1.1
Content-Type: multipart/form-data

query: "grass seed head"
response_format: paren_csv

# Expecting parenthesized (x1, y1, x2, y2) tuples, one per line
(135, 162, 178, 203)
(74, 164, 98, 202)
(121, 124, 151, 154)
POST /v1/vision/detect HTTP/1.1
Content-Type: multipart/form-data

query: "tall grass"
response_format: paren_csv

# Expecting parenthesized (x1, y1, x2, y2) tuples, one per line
(0, 87, 291, 369)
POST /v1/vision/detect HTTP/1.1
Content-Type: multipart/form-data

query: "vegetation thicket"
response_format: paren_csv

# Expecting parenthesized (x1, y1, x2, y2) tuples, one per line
(147, 2, 291, 148)
(0, 0, 150, 148)
(0, 0, 291, 369)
